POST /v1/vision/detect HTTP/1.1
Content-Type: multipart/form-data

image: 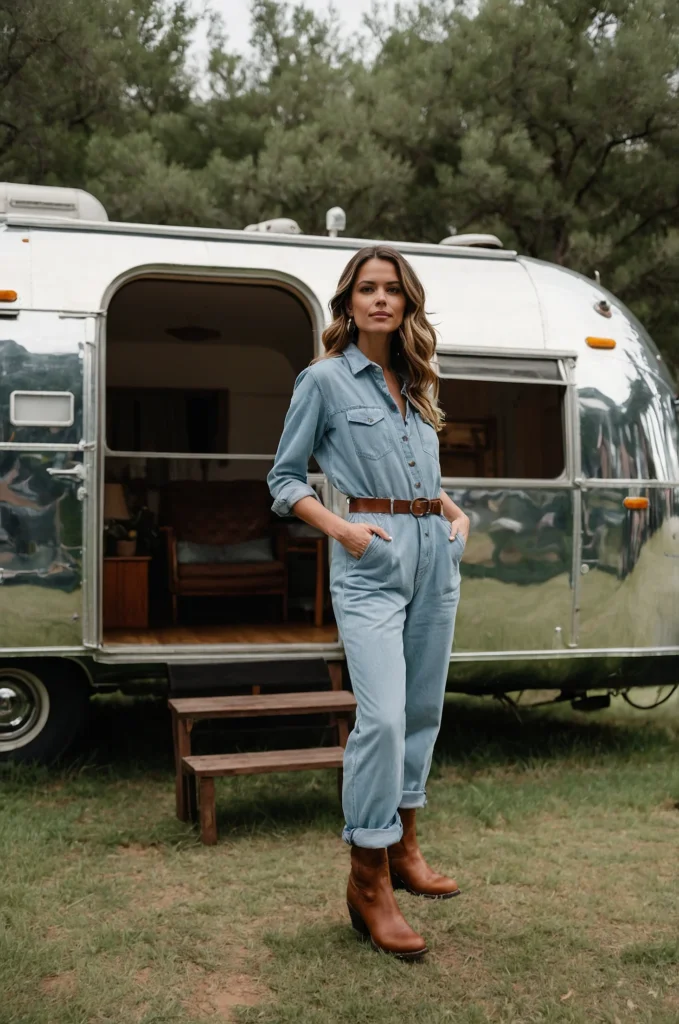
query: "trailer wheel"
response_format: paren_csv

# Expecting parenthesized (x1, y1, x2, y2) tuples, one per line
(0, 662, 90, 764)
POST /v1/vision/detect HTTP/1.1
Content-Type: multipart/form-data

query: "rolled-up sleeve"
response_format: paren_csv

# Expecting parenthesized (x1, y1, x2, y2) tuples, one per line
(267, 368, 328, 518)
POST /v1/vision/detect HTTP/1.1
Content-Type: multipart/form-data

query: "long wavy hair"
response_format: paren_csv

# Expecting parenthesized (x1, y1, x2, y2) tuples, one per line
(313, 245, 444, 429)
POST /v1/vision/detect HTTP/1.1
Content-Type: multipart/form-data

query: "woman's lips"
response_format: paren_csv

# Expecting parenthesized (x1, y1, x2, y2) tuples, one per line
(371, 313, 391, 319)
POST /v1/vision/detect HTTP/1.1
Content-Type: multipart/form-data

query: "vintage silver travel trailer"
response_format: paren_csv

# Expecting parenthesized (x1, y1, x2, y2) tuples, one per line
(1, 182, 678, 762)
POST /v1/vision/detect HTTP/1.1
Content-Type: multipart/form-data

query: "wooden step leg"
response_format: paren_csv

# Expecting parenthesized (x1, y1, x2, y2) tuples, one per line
(199, 777, 218, 845)
(327, 661, 343, 691)
(174, 717, 192, 822)
(187, 773, 198, 824)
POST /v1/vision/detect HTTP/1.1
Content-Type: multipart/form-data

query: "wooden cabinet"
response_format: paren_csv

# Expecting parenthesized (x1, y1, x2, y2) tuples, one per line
(103, 556, 151, 629)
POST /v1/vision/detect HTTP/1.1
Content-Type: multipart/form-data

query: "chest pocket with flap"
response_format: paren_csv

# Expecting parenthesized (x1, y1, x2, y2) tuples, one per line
(346, 407, 393, 460)
(417, 417, 439, 460)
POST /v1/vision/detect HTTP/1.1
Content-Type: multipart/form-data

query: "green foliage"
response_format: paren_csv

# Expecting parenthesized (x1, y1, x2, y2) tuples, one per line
(4, 0, 679, 365)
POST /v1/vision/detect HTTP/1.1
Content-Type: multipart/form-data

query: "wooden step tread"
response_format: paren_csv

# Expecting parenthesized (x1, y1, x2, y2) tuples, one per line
(182, 746, 345, 777)
(169, 691, 356, 720)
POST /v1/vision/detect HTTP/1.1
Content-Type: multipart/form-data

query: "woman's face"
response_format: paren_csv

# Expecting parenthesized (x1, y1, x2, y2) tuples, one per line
(347, 258, 406, 337)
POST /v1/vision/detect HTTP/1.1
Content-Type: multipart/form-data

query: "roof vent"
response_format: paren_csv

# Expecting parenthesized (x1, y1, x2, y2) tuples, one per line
(439, 232, 503, 249)
(244, 217, 302, 235)
(0, 182, 108, 221)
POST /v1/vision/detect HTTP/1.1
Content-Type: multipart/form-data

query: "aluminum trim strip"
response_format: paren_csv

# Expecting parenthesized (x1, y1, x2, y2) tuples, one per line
(437, 374, 568, 386)
(447, 646, 679, 662)
(3, 217, 518, 260)
(96, 642, 345, 664)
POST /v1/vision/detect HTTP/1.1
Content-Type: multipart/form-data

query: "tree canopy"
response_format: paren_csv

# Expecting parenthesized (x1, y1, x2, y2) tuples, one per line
(3, 0, 679, 367)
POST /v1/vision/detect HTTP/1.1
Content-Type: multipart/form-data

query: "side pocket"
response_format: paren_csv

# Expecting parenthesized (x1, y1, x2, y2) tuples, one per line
(348, 532, 378, 568)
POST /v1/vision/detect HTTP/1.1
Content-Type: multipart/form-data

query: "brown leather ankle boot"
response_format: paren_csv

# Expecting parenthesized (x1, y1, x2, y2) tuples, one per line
(346, 845, 428, 959)
(388, 808, 461, 899)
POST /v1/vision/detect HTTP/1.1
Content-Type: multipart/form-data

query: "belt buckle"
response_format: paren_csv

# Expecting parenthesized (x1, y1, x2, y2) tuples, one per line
(410, 498, 430, 517)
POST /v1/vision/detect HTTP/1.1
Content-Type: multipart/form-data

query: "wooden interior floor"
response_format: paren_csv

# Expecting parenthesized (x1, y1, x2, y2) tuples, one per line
(103, 622, 340, 645)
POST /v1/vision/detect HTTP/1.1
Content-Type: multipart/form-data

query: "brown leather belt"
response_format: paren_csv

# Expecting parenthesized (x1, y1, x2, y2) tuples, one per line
(348, 497, 443, 517)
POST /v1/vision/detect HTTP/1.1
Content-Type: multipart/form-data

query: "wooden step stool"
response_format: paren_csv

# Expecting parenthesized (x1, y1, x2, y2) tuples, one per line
(169, 671, 356, 844)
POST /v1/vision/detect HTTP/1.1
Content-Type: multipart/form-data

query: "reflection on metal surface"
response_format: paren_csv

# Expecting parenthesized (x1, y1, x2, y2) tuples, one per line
(578, 487, 679, 649)
(576, 304, 679, 482)
(0, 312, 84, 446)
(580, 373, 679, 481)
(0, 450, 82, 647)
(443, 487, 574, 652)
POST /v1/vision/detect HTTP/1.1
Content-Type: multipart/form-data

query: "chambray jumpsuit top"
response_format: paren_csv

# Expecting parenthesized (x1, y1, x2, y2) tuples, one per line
(267, 342, 463, 848)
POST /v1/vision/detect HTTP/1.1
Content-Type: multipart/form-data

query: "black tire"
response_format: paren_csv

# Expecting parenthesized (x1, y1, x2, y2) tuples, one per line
(0, 660, 91, 764)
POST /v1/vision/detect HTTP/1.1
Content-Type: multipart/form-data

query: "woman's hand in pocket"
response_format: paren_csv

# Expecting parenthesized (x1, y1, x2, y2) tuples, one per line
(446, 513, 470, 545)
(339, 521, 392, 559)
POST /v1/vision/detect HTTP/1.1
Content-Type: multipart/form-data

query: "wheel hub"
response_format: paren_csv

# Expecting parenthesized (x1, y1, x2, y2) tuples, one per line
(0, 671, 49, 747)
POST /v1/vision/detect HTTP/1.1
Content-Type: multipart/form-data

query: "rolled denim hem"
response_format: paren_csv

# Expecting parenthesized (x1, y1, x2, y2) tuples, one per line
(342, 821, 403, 849)
(399, 790, 427, 810)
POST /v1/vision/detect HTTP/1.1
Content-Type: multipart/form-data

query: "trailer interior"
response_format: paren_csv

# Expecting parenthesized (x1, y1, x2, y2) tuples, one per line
(103, 276, 337, 647)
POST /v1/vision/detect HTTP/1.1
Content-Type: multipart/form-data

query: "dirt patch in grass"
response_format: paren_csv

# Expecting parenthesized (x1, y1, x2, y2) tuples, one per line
(149, 882, 194, 909)
(40, 970, 77, 997)
(115, 841, 163, 856)
(184, 963, 268, 1021)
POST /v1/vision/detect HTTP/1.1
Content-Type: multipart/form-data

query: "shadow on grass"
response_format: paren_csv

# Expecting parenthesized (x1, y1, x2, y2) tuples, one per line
(434, 694, 679, 770)
(1, 688, 678, 849)
(65, 688, 679, 778)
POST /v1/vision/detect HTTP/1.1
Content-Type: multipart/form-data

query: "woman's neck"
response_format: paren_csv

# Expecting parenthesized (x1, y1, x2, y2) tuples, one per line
(356, 332, 392, 371)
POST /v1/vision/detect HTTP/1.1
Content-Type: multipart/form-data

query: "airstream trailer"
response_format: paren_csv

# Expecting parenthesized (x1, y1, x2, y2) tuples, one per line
(1, 182, 678, 763)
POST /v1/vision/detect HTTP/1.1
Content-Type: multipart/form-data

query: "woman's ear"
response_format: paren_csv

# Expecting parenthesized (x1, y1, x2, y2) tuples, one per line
(346, 304, 353, 317)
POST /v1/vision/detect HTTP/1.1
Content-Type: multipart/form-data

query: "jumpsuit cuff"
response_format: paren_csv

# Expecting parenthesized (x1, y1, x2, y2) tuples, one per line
(271, 482, 320, 518)
(399, 790, 427, 810)
(342, 819, 403, 849)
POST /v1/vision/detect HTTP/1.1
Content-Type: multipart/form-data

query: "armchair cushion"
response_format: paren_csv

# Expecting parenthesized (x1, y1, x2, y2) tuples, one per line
(177, 538, 274, 564)
(178, 560, 285, 581)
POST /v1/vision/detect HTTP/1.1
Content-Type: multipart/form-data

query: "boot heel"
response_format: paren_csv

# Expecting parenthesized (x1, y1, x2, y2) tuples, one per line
(347, 902, 370, 938)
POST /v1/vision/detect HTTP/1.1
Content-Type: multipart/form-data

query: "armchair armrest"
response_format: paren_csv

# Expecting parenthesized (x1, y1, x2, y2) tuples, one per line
(272, 522, 289, 562)
(160, 525, 178, 591)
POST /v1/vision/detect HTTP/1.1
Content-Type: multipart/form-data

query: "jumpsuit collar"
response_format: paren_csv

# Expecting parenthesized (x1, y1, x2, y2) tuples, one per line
(343, 341, 374, 376)
(343, 341, 410, 396)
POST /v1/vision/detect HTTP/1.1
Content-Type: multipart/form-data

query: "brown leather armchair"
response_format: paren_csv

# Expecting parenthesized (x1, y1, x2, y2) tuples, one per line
(160, 479, 287, 624)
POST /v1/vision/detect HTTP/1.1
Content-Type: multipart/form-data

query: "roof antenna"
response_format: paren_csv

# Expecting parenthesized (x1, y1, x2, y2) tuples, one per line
(326, 206, 346, 238)
(594, 270, 601, 285)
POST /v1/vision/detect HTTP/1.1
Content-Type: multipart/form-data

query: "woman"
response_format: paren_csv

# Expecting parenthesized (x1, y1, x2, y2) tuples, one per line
(267, 245, 469, 960)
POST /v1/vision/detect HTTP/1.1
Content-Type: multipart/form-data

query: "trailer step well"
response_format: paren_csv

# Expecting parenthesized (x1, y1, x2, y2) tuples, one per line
(167, 658, 339, 695)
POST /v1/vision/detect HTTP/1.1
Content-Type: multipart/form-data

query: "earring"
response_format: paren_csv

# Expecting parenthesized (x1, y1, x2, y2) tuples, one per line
(347, 316, 354, 333)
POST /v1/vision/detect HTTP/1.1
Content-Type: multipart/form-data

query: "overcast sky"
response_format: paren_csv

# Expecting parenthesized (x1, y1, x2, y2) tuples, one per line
(207, 0, 398, 53)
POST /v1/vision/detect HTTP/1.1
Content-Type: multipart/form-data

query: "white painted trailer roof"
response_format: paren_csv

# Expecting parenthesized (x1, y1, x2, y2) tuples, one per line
(0, 214, 674, 388)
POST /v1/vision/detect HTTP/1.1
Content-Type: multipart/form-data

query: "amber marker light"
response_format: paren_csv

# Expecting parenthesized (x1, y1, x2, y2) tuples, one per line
(0, 290, 18, 302)
(623, 497, 649, 510)
(586, 336, 616, 349)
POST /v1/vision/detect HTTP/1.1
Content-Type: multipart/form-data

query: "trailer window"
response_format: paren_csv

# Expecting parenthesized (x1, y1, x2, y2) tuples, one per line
(10, 390, 74, 428)
(437, 355, 567, 479)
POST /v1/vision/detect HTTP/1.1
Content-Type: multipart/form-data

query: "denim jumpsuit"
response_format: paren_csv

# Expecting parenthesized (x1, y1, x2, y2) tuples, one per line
(267, 342, 463, 848)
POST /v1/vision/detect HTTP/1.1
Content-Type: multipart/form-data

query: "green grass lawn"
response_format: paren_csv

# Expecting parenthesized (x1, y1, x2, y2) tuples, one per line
(2, 692, 679, 1023)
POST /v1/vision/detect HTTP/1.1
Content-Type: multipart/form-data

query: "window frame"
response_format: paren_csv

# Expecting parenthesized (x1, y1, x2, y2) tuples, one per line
(435, 348, 578, 487)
